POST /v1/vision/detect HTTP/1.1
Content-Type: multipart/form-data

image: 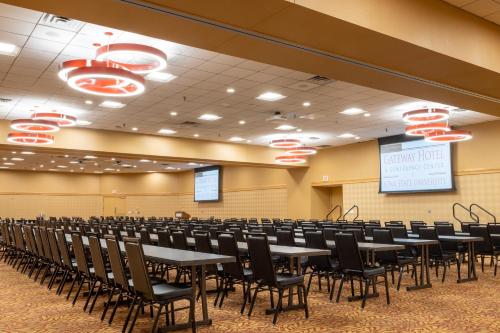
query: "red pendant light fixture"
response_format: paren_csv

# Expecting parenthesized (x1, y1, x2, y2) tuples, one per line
(66, 65, 145, 97)
(285, 146, 317, 155)
(10, 119, 60, 133)
(31, 112, 77, 127)
(405, 122, 449, 136)
(424, 130, 472, 143)
(95, 43, 167, 74)
(275, 155, 307, 164)
(58, 59, 94, 81)
(7, 132, 55, 145)
(402, 108, 449, 124)
(269, 139, 301, 148)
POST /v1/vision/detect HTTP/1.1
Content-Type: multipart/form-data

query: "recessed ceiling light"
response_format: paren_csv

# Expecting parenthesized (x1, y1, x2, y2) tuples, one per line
(50, 160, 55, 163)
(85, 100, 93, 105)
(303, 101, 311, 107)
(11, 157, 23, 161)
(80, 167, 84, 170)
(226, 88, 235, 93)
(20, 151, 35, 155)
(166, 166, 175, 170)
(122, 164, 132, 167)
(170, 111, 178, 116)
(100, 100, 126, 109)
(0, 166, 9, 169)
(229, 136, 245, 142)
(187, 162, 198, 166)
(139, 159, 151, 163)
(57, 165, 67, 168)
(69, 161, 79, 164)
(0, 42, 19, 56)
(11, 151, 16, 154)
(256, 92, 286, 101)
(246, 140, 252, 143)
(355, 136, 361, 140)
(131, 127, 139, 131)
(239, 120, 246, 125)
(116, 169, 120, 172)
(193, 134, 199, 138)
(147, 170, 155, 173)
(275, 124, 296, 131)
(177, 168, 181, 170)
(1, 158, 6, 161)
(104, 168, 115, 171)
(39, 164, 44, 168)
(76, 120, 92, 126)
(70, 170, 74, 173)
(84, 155, 97, 159)
(3, 162, 14, 166)
(93, 162, 98, 166)
(340, 108, 365, 116)
(49, 169, 58, 172)
(94, 171, 103, 174)
(198, 114, 221, 121)
(64, 155, 69, 158)
(111, 158, 116, 161)
(145, 72, 177, 82)
(364, 113, 371, 117)
(133, 165, 137, 168)
(296, 129, 303, 132)
(158, 129, 177, 134)
(337, 133, 356, 139)
(153, 161, 157, 164)
(32, 168, 36, 171)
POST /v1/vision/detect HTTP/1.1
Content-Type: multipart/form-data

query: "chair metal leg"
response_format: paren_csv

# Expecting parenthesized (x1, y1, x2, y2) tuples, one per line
(151, 303, 163, 333)
(67, 273, 79, 300)
(240, 281, 250, 314)
(247, 284, 260, 318)
(384, 272, 390, 305)
(306, 271, 314, 294)
(301, 284, 309, 319)
(101, 287, 115, 321)
(89, 283, 103, 314)
(189, 297, 196, 333)
(442, 262, 447, 283)
(329, 276, 337, 301)
(273, 289, 283, 325)
(122, 296, 137, 333)
(83, 279, 97, 311)
(361, 278, 370, 309)
(396, 266, 404, 291)
(127, 298, 143, 333)
(336, 276, 344, 303)
(73, 276, 86, 306)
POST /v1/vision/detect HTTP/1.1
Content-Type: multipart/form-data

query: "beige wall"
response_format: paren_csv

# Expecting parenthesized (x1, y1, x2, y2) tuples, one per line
(2, 120, 500, 221)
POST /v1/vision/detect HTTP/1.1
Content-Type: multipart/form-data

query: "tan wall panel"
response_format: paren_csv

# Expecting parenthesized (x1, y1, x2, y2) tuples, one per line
(125, 195, 179, 217)
(0, 170, 100, 193)
(0, 194, 102, 219)
(100, 173, 179, 194)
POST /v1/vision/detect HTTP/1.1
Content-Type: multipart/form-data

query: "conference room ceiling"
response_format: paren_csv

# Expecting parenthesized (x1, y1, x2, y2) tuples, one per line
(0, 149, 207, 173)
(0, 3, 496, 149)
(442, 0, 500, 25)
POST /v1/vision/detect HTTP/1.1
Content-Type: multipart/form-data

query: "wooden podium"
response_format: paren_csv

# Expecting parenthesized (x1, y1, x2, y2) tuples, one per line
(175, 211, 191, 219)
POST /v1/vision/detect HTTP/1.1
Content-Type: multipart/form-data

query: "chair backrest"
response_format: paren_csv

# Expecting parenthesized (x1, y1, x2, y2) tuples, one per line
(157, 230, 172, 248)
(262, 224, 276, 236)
(246, 234, 277, 286)
(55, 229, 73, 269)
(217, 232, 245, 278)
(24, 225, 38, 256)
(434, 221, 451, 226)
(276, 229, 295, 246)
(410, 221, 427, 234)
(126, 227, 136, 238)
(46, 228, 63, 265)
(436, 224, 455, 236)
(71, 233, 91, 276)
(193, 231, 213, 253)
(487, 223, 500, 235)
(418, 227, 443, 256)
(322, 228, 338, 241)
(139, 229, 152, 245)
(13, 224, 25, 251)
(334, 232, 364, 272)
(387, 226, 408, 239)
(124, 240, 154, 300)
(105, 236, 130, 290)
(228, 227, 245, 242)
(469, 225, 494, 253)
(39, 227, 53, 261)
(343, 228, 365, 242)
(372, 228, 398, 263)
(171, 229, 188, 250)
(304, 231, 331, 269)
(88, 235, 109, 282)
(365, 225, 377, 237)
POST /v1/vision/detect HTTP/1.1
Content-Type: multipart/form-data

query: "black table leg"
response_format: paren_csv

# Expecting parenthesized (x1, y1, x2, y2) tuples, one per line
(407, 244, 432, 291)
(457, 242, 478, 283)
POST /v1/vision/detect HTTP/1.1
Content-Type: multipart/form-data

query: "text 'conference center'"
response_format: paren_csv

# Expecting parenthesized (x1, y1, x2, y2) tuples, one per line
(0, 1, 499, 332)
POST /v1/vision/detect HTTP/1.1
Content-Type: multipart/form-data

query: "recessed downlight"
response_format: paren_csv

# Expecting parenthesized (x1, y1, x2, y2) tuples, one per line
(198, 114, 221, 121)
(256, 92, 286, 101)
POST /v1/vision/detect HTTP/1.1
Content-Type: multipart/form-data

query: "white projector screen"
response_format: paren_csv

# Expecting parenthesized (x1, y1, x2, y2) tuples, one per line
(194, 166, 221, 202)
(379, 135, 454, 193)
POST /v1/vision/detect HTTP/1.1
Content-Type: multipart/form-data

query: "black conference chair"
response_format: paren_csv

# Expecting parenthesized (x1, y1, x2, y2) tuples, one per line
(470, 225, 500, 276)
(124, 240, 196, 333)
(372, 228, 417, 290)
(335, 232, 390, 309)
(246, 234, 308, 325)
(303, 231, 340, 300)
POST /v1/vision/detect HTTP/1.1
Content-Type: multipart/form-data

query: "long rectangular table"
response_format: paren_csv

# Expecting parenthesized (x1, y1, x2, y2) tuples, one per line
(65, 234, 234, 331)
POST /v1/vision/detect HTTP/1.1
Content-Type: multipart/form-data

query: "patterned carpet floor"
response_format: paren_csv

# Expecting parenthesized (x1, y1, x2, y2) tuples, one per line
(1, 261, 500, 332)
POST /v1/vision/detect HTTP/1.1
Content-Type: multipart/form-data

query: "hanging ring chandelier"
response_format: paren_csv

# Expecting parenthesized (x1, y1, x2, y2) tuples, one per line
(269, 139, 302, 148)
(285, 146, 317, 155)
(402, 108, 449, 124)
(10, 119, 60, 133)
(275, 155, 307, 164)
(424, 130, 473, 143)
(31, 112, 77, 127)
(7, 132, 55, 145)
(405, 122, 450, 136)
(95, 43, 167, 74)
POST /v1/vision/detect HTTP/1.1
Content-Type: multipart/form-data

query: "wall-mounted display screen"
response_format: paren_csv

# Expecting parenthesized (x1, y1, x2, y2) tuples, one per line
(379, 135, 454, 193)
(194, 166, 221, 202)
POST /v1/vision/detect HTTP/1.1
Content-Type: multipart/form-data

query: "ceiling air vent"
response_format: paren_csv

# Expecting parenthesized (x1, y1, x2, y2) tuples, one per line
(307, 75, 332, 85)
(288, 75, 334, 91)
(40, 13, 85, 32)
(179, 121, 200, 127)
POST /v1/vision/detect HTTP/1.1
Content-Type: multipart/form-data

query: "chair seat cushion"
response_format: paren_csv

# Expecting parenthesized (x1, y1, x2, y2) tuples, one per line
(275, 273, 303, 287)
(397, 256, 416, 265)
(153, 283, 193, 300)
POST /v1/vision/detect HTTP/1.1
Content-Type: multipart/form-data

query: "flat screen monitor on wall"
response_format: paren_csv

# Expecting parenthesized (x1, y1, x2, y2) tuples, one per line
(378, 135, 454, 193)
(194, 166, 221, 202)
